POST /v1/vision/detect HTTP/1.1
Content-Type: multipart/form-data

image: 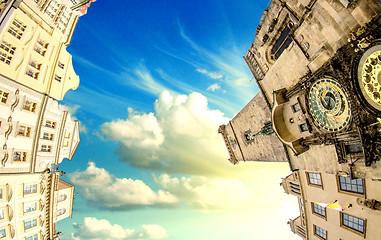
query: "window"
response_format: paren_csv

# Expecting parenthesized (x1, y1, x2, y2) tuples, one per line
(229, 137, 236, 149)
(345, 143, 363, 154)
(307, 172, 322, 186)
(40, 144, 51, 152)
(29, 59, 41, 70)
(299, 123, 308, 132)
(0, 189, 2, 199)
(54, 74, 61, 82)
(18, 125, 31, 137)
(24, 218, 37, 230)
(42, 132, 53, 140)
(339, 176, 364, 194)
(312, 203, 326, 217)
(314, 225, 327, 239)
(24, 184, 37, 195)
(342, 213, 365, 233)
(24, 202, 36, 213)
(26, 234, 38, 240)
(25, 67, 39, 79)
(8, 19, 26, 39)
(58, 61, 64, 69)
(57, 208, 66, 216)
(57, 194, 67, 202)
(0, 90, 9, 104)
(34, 39, 48, 56)
(292, 103, 301, 112)
(13, 151, 27, 162)
(23, 100, 37, 112)
(0, 209, 3, 219)
(271, 22, 293, 59)
(0, 229, 5, 238)
(45, 120, 56, 128)
(0, 41, 16, 65)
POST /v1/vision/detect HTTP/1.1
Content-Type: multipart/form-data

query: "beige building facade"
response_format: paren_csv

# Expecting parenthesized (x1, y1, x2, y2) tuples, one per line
(283, 170, 381, 239)
(0, 172, 74, 240)
(0, 72, 80, 174)
(236, 0, 381, 239)
(0, 0, 81, 100)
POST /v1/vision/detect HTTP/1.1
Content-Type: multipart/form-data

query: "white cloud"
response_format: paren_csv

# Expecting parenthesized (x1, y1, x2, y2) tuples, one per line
(101, 91, 253, 176)
(206, 83, 221, 92)
(102, 108, 164, 149)
(70, 217, 168, 240)
(156, 174, 252, 210)
(68, 162, 178, 210)
(196, 68, 223, 79)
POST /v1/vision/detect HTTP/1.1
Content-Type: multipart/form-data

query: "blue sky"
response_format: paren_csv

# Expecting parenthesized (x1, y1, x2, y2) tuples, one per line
(57, 0, 300, 239)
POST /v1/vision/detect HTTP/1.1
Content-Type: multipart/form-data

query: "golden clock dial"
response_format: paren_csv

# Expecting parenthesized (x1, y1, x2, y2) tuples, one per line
(308, 78, 351, 132)
(357, 45, 381, 112)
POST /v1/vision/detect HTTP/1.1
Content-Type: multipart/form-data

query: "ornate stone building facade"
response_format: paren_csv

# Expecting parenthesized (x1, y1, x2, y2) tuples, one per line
(0, 75, 80, 174)
(0, 0, 97, 100)
(0, 172, 74, 240)
(0, 0, 96, 239)
(238, 0, 381, 239)
(218, 92, 288, 164)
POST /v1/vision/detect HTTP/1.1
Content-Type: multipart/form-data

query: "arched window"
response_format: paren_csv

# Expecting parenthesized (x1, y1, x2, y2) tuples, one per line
(57, 194, 67, 202)
(57, 208, 66, 216)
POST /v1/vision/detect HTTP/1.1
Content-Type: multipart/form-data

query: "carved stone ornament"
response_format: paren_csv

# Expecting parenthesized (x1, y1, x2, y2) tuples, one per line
(357, 198, 381, 210)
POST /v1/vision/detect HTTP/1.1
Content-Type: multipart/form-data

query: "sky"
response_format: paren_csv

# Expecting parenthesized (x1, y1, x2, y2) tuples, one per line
(57, 0, 300, 239)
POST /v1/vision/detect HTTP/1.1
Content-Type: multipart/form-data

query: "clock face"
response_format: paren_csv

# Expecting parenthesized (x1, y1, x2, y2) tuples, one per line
(308, 78, 351, 132)
(357, 45, 381, 112)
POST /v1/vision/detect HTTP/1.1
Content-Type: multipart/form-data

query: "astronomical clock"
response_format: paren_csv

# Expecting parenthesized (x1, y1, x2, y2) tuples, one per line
(356, 43, 381, 114)
(307, 78, 352, 132)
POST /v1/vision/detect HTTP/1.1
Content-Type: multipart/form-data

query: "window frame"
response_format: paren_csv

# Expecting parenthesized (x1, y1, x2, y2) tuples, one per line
(341, 213, 366, 236)
(23, 201, 37, 213)
(291, 102, 301, 113)
(23, 184, 37, 195)
(45, 120, 56, 129)
(312, 202, 326, 219)
(306, 172, 323, 188)
(40, 144, 52, 152)
(24, 218, 37, 230)
(0, 90, 9, 104)
(23, 100, 37, 113)
(42, 132, 53, 140)
(13, 151, 27, 162)
(17, 125, 31, 138)
(338, 176, 365, 195)
(26, 233, 38, 240)
(299, 123, 308, 132)
(314, 225, 327, 240)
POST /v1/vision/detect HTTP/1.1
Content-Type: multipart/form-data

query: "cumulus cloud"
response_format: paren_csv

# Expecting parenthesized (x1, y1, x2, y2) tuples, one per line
(101, 91, 253, 177)
(196, 68, 223, 79)
(102, 108, 164, 149)
(68, 162, 178, 210)
(68, 162, 254, 211)
(70, 217, 168, 240)
(156, 174, 252, 210)
(206, 83, 221, 92)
